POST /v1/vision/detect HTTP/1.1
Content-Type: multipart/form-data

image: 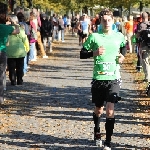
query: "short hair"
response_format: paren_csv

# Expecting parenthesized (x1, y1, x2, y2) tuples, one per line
(99, 9, 113, 19)
(14, 6, 21, 15)
(142, 12, 148, 19)
(17, 12, 25, 22)
(24, 9, 30, 21)
(9, 15, 19, 24)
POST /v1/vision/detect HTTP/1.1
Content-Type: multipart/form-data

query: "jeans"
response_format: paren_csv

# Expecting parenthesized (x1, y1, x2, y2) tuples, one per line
(0, 52, 7, 103)
(43, 37, 52, 51)
(23, 55, 28, 74)
(53, 29, 58, 41)
(58, 30, 64, 41)
(29, 42, 36, 60)
(140, 46, 150, 82)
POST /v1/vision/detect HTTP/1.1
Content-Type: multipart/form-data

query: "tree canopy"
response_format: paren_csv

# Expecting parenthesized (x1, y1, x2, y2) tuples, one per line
(0, 0, 149, 13)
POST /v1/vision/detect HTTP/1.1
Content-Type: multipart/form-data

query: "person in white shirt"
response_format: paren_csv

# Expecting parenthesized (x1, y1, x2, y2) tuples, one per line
(52, 14, 58, 41)
(67, 16, 71, 33)
(58, 15, 65, 42)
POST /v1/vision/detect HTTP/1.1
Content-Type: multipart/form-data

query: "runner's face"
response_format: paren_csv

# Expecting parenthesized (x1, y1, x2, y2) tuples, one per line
(101, 15, 113, 31)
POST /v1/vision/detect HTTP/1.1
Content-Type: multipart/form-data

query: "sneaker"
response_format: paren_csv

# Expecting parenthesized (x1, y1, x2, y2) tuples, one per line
(42, 55, 48, 58)
(103, 141, 111, 150)
(94, 128, 102, 147)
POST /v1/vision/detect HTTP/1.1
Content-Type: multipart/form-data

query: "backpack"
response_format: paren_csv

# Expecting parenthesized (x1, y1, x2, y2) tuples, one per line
(19, 22, 30, 36)
(140, 22, 150, 47)
(30, 25, 37, 40)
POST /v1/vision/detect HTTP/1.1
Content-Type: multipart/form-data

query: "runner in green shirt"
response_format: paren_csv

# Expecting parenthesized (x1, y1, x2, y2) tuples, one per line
(80, 9, 125, 150)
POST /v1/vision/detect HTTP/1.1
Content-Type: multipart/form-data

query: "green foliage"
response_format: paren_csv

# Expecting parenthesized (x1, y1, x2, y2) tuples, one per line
(4, 0, 149, 13)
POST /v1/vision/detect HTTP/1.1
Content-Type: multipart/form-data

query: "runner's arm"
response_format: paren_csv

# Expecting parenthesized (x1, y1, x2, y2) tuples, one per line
(77, 22, 81, 31)
(80, 47, 93, 59)
(80, 33, 95, 59)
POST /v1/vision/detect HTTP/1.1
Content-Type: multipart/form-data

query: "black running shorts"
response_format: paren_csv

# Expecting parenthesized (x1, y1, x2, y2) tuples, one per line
(91, 79, 120, 107)
(78, 31, 87, 39)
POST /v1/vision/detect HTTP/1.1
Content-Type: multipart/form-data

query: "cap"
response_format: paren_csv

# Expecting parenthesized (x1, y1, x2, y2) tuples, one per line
(142, 12, 148, 18)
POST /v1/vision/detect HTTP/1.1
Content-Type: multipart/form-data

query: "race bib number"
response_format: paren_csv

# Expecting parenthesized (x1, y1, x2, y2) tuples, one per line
(103, 64, 111, 71)
(96, 61, 116, 75)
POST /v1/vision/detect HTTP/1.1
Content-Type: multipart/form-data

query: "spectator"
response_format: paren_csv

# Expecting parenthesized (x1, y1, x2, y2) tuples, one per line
(77, 14, 92, 45)
(138, 12, 150, 83)
(66, 16, 71, 33)
(41, 14, 53, 53)
(17, 12, 30, 74)
(63, 14, 67, 33)
(125, 15, 134, 53)
(6, 15, 29, 85)
(52, 14, 58, 41)
(27, 12, 37, 61)
(71, 16, 78, 36)
(95, 14, 100, 30)
(135, 17, 142, 72)
(58, 15, 65, 42)
(0, 2, 19, 104)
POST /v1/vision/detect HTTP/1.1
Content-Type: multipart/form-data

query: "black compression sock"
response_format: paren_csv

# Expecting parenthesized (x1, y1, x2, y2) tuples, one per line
(105, 118, 115, 142)
(93, 112, 101, 132)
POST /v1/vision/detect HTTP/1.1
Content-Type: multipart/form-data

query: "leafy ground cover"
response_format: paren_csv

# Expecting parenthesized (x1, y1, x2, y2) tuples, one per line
(122, 53, 150, 141)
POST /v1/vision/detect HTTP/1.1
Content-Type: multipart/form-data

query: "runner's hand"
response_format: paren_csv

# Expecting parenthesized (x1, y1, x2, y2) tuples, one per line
(93, 46, 105, 56)
(118, 53, 125, 63)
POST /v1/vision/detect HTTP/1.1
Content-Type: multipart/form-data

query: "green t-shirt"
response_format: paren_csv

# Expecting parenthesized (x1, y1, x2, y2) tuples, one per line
(0, 24, 14, 52)
(83, 31, 125, 80)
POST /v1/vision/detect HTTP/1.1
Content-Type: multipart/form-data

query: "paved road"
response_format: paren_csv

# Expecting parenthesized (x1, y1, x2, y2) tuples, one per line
(0, 35, 149, 150)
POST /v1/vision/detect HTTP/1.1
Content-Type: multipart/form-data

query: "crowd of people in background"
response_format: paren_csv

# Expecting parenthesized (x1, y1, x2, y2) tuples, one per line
(0, 1, 150, 101)
(76, 11, 150, 86)
(0, 2, 150, 150)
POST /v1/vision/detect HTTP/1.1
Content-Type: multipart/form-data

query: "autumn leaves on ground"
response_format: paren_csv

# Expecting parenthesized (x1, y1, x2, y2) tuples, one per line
(122, 53, 150, 140)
